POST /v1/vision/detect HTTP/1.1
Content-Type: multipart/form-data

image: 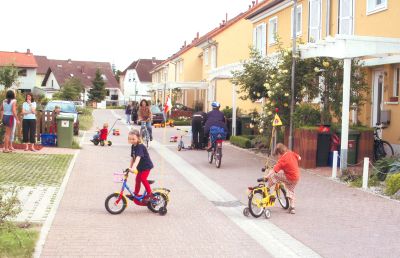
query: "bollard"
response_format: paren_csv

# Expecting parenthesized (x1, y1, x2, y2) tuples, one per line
(332, 151, 338, 179)
(362, 157, 369, 189)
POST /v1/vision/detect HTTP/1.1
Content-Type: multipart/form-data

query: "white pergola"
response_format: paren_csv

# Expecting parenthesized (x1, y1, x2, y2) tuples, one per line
(299, 35, 400, 169)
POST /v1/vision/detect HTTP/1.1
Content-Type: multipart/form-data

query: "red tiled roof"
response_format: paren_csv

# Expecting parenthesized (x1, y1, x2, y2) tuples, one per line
(35, 55, 50, 74)
(150, 0, 271, 73)
(43, 59, 120, 89)
(0, 51, 38, 68)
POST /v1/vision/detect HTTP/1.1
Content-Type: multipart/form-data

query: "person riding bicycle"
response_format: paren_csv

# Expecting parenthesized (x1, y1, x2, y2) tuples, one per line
(191, 106, 207, 149)
(138, 99, 153, 141)
(264, 143, 301, 215)
(128, 129, 155, 202)
(204, 101, 227, 151)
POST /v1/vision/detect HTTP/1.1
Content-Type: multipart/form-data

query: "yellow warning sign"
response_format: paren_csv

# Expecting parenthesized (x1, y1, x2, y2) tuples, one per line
(272, 114, 283, 127)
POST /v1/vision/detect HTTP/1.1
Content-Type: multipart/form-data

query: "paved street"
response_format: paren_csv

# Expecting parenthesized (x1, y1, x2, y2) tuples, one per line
(39, 110, 400, 258)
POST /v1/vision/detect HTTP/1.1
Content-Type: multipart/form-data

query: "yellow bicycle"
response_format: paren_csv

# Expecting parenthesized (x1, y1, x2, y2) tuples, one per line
(243, 157, 289, 219)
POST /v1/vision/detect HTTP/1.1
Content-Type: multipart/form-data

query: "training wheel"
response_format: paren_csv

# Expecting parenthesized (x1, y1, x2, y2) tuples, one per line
(108, 141, 112, 146)
(243, 207, 250, 217)
(264, 209, 271, 219)
(159, 207, 167, 216)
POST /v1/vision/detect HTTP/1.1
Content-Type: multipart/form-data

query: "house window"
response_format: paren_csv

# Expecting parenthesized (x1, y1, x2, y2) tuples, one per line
(367, 0, 387, 15)
(394, 67, 400, 97)
(253, 23, 266, 56)
(18, 69, 27, 77)
(204, 48, 209, 66)
(291, 5, 303, 37)
(268, 17, 278, 45)
(51, 80, 54, 88)
(308, 0, 322, 43)
(339, 0, 354, 35)
(179, 61, 183, 74)
(210, 45, 217, 69)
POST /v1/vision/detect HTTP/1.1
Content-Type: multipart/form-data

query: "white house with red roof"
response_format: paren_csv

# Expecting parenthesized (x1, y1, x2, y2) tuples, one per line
(120, 58, 163, 102)
(0, 49, 37, 92)
(40, 59, 123, 104)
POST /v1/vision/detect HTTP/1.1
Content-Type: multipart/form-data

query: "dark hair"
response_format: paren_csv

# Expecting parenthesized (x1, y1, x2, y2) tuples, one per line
(5, 90, 15, 104)
(140, 99, 149, 107)
(25, 92, 34, 102)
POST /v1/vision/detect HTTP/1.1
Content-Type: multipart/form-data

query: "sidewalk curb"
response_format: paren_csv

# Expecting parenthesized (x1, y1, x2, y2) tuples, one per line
(33, 145, 81, 258)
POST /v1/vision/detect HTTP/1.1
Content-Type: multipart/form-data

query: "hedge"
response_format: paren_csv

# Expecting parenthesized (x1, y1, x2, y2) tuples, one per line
(173, 120, 191, 126)
(230, 136, 252, 149)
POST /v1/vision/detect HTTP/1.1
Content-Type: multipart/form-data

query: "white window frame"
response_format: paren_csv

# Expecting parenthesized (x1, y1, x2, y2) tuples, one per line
(367, 0, 388, 15)
(394, 66, 400, 97)
(291, 4, 303, 38)
(308, 0, 322, 43)
(253, 23, 267, 56)
(210, 45, 217, 69)
(339, 0, 354, 35)
(204, 48, 209, 66)
(268, 17, 278, 45)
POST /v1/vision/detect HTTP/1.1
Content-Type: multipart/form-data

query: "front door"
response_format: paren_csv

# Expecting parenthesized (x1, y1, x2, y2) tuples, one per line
(372, 71, 384, 126)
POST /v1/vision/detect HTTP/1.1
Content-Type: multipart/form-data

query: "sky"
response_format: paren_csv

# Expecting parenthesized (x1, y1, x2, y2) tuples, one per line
(0, 0, 255, 71)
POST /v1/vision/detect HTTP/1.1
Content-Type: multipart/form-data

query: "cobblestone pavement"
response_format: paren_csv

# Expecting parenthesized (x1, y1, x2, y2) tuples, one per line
(39, 110, 400, 258)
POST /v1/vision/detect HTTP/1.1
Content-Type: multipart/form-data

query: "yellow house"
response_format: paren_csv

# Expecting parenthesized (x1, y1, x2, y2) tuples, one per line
(246, 0, 400, 152)
(195, 2, 269, 114)
(150, 38, 208, 110)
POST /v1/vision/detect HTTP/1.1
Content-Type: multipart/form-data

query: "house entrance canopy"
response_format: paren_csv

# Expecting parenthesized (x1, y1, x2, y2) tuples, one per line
(149, 82, 209, 91)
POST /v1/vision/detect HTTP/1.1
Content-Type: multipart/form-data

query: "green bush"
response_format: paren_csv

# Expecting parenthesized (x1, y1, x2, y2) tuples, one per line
(293, 104, 321, 128)
(241, 135, 256, 140)
(173, 120, 191, 126)
(385, 173, 400, 196)
(230, 135, 252, 148)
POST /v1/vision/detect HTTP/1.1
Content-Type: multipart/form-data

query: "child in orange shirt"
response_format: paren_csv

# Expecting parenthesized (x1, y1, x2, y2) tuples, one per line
(265, 143, 301, 214)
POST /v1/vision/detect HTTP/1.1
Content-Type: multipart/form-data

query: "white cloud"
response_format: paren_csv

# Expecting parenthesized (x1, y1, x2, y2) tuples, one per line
(0, 0, 253, 70)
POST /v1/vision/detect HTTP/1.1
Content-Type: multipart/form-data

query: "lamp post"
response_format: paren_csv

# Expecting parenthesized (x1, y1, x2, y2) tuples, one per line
(133, 78, 137, 102)
(288, 0, 298, 150)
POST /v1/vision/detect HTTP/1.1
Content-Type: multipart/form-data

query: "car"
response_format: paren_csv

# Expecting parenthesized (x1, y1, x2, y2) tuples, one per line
(150, 105, 164, 124)
(172, 103, 194, 112)
(45, 101, 81, 135)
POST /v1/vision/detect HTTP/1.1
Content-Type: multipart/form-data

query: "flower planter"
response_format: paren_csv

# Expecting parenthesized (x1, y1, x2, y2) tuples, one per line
(293, 128, 318, 169)
(357, 130, 374, 163)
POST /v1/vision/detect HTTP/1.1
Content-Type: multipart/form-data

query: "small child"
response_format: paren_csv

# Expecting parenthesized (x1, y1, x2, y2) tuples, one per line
(128, 129, 155, 202)
(50, 105, 61, 134)
(99, 123, 109, 141)
(265, 143, 301, 214)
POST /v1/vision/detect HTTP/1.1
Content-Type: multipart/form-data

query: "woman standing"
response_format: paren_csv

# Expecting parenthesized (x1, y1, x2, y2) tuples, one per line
(125, 103, 132, 124)
(22, 93, 37, 152)
(131, 101, 138, 124)
(138, 99, 153, 141)
(0, 90, 20, 153)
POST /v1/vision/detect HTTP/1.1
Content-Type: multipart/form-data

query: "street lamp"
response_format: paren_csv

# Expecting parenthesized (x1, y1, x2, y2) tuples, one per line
(132, 78, 137, 102)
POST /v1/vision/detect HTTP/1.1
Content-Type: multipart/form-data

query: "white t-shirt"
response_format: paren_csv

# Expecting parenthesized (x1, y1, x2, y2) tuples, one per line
(22, 102, 37, 120)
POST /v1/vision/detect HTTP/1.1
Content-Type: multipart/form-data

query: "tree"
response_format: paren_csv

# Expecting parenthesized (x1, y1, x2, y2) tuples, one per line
(0, 65, 19, 89)
(53, 77, 84, 101)
(88, 69, 107, 103)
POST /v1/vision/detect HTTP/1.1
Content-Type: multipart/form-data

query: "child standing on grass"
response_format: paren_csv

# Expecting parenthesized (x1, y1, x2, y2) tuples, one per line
(264, 143, 301, 214)
(128, 129, 155, 202)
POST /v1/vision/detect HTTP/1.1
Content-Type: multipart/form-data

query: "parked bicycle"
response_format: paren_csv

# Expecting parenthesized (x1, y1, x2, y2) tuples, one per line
(373, 123, 394, 161)
(140, 121, 150, 148)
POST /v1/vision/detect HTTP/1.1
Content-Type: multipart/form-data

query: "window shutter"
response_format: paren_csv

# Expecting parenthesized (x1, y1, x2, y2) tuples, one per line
(261, 22, 267, 56)
(309, 0, 321, 42)
(253, 27, 257, 50)
(339, 0, 353, 35)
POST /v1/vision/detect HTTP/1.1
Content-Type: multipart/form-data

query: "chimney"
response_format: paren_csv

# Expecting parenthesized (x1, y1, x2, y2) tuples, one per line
(196, 32, 199, 39)
(252, 1, 255, 7)
(67, 58, 72, 63)
(81, 65, 85, 74)
(152, 57, 156, 64)
(26, 49, 31, 55)
(184, 41, 187, 47)
(226, 13, 228, 23)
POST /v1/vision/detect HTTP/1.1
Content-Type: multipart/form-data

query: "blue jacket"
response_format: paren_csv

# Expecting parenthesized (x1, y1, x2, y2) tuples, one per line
(204, 109, 227, 133)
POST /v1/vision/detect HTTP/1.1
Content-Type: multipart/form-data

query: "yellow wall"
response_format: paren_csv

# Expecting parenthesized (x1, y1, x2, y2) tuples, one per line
(215, 79, 262, 114)
(179, 48, 203, 82)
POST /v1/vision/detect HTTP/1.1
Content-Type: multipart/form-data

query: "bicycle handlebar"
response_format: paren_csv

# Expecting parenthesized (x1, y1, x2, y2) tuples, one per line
(257, 178, 265, 183)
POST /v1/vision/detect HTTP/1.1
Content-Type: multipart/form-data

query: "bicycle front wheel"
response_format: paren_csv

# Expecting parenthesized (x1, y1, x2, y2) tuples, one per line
(208, 150, 213, 164)
(382, 140, 394, 158)
(248, 190, 265, 218)
(105, 193, 127, 215)
(276, 186, 289, 209)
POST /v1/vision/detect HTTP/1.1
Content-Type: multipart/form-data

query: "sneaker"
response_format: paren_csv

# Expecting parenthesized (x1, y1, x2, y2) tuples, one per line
(288, 207, 296, 214)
